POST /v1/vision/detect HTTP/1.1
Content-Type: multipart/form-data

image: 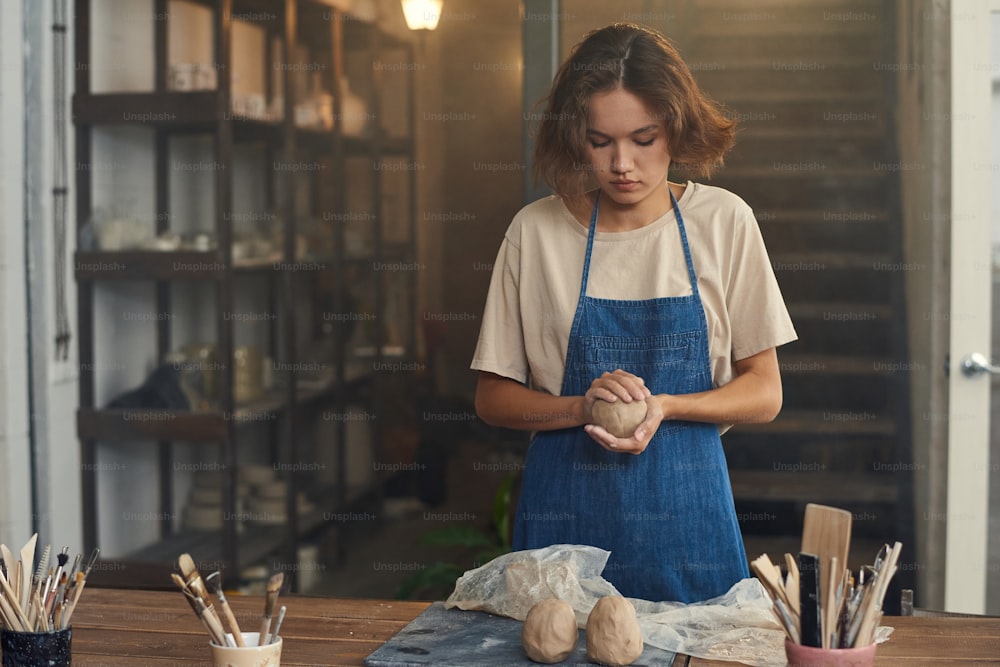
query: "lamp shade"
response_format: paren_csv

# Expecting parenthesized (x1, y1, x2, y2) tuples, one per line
(401, 0, 442, 30)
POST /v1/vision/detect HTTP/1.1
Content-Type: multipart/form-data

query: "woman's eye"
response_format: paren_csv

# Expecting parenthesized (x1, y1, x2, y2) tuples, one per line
(589, 140, 611, 148)
(635, 138, 655, 146)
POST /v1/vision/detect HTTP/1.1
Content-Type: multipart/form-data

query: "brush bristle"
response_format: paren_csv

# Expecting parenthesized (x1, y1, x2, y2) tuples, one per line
(34, 545, 51, 580)
(177, 553, 197, 578)
(267, 572, 284, 592)
(57, 552, 69, 567)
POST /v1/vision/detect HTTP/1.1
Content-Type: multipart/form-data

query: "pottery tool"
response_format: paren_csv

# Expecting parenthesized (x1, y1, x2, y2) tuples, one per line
(0, 559, 32, 631)
(853, 541, 902, 647)
(33, 544, 51, 594)
(750, 553, 796, 614)
(783, 552, 800, 616)
(178, 553, 228, 644)
(45, 551, 70, 616)
(822, 555, 840, 648)
(258, 572, 284, 646)
(18, 533, 37, 610)
(797, 552, 822, 648)
(58, 571, 86, 629)
(268, 604, 286, 645)
(750, 553, 800, 642)
(206, 571, 244, 647)
(0, 589, 23, 631)
(801, 503, 852, 620)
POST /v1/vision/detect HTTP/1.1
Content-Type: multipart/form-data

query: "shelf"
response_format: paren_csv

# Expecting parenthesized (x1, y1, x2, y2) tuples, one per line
(75, 0, 417, 593)
(85, 481, 381, 589)
(73, 91, 219, 128)
(75, 250, 226, 281)
(78, 376, 372, 443)
(78, 408, 229, 443)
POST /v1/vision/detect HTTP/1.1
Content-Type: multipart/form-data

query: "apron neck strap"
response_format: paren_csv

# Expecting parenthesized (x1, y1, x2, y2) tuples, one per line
(575, 185, 700, 306)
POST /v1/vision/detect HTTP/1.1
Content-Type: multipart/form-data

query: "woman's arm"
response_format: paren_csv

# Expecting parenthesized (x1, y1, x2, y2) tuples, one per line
(660, 346, 783, 424)
(584, 347, 783, 454)
(475, 370, 652, 431)
(474, 371, 587, 431)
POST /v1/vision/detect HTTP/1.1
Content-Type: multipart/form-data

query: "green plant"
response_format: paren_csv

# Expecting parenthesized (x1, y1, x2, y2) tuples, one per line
(394, 473, 516, 600)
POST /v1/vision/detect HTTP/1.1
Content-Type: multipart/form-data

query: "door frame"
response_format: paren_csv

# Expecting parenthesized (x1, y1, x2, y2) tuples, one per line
(946, 0, 996, 614)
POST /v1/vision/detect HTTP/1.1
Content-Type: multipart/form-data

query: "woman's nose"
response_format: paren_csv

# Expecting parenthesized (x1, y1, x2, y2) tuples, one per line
(611, 145, 633, 173)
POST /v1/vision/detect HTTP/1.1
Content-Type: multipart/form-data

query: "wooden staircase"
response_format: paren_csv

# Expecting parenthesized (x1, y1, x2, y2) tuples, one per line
(673, 0, 915, 590)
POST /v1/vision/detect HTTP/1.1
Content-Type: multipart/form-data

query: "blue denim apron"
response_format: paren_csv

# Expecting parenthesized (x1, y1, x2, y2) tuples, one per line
(512, 190, 749, 603)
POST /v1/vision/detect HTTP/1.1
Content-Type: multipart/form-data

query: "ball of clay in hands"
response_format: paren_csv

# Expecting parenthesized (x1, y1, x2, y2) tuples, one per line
(586, 595, 644, 666)
(522, 598, 579, 663)
(590, 399, 648, 438)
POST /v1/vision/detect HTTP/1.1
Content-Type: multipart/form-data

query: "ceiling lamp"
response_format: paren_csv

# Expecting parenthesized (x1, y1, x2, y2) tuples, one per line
(401, 0, 442, 30)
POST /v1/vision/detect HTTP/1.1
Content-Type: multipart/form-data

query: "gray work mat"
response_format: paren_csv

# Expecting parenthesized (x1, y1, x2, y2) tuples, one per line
(364, 601, 676, 666)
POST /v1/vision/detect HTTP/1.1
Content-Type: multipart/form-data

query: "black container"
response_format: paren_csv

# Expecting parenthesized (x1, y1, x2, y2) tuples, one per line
(0, 627, 72, 667)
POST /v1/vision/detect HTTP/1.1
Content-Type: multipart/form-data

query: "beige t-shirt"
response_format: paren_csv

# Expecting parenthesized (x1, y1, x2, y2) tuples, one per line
(471, 181, 798, 396)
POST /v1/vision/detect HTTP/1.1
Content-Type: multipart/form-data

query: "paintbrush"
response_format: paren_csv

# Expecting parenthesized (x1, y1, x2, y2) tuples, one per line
(269, 604, 286, 645)
(258, 572, 284, 647)
(172, 573, 228, 646)
(58, 571, 86, 629)
(45, 552, 70, 617)
(177, 553, 228, 642)
(206, 571, 244, 647)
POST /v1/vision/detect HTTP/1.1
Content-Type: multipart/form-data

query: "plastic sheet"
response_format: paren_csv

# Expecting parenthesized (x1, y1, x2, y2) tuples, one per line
(444, 544, 893, 667)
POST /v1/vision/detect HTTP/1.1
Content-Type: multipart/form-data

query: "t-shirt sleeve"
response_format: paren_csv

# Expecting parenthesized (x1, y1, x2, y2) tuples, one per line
(726, 206, 798, 361)
(470, 234, 529, 384)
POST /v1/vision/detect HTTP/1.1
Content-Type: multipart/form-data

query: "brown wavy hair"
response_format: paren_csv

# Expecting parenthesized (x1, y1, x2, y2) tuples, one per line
(533, 23, 736, 198)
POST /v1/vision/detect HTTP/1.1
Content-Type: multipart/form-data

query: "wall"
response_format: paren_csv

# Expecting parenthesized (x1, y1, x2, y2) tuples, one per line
(0, 1, 35, 549)
(0, 0, 82, 553)
(895, 0, 951, 609)
(435, 0, 524, 398)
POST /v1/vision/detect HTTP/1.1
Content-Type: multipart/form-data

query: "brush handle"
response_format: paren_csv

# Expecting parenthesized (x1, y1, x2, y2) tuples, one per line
(59, 577, 87, 629)
(0, 590, 24, 631)
(202, 604, 232, 647)
(0, 567, 32, 630)
(258, 616, 272, 647)
(218, 597, 245, 647)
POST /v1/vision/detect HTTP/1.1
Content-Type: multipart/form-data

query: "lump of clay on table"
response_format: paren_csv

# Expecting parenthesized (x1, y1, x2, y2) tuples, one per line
(522, 598, 579, 664)
(586, 595, 644, 666)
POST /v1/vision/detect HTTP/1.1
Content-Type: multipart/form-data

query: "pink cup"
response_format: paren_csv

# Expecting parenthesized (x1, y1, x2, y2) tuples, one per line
(785, 639, 877, 667)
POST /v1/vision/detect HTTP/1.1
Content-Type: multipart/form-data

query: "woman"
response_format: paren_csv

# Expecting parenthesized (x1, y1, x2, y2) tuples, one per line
(471, 23, 797, 603)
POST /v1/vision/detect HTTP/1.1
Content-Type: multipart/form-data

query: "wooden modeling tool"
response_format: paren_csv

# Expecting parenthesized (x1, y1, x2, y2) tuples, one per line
(258, 572, 284, 646)
(18, 533, 37, 611)
(784, 552, 800, 616)
(801, 503, 852, 623)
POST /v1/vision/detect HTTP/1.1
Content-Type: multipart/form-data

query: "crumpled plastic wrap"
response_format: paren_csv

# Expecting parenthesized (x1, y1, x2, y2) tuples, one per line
(444, 544, 893, 667)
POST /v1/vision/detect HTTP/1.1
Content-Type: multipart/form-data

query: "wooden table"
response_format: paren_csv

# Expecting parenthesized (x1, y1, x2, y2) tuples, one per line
(69, 588, 1000, 666)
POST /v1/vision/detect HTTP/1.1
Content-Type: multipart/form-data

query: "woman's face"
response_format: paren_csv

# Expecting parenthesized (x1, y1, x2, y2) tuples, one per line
(583, 87, 672, 216)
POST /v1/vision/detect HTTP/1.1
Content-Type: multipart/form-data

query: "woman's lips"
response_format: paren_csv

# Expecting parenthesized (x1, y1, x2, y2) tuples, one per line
(610, 180, 639, 192)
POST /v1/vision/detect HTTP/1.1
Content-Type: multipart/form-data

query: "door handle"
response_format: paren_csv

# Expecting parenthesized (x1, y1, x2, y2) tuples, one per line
(961, 352, 1000, 376)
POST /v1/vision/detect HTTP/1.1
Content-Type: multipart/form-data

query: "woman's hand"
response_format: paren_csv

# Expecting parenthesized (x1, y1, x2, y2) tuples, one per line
(583, 370, 661, 454)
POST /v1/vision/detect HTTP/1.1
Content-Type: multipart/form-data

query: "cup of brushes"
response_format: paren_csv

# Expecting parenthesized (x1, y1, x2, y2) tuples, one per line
(0, 534, 98, 667)
(751, 504, 900, 667)
(173, 553, 286, 667)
